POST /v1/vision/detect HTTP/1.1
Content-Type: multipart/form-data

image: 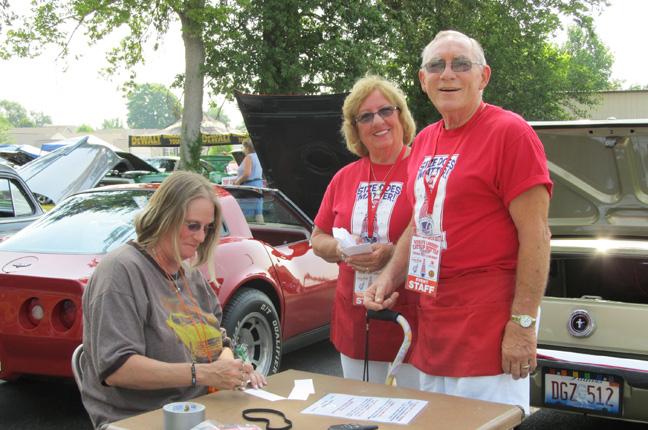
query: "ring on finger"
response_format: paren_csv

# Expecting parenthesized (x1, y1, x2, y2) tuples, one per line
(521, 364, 531, 369)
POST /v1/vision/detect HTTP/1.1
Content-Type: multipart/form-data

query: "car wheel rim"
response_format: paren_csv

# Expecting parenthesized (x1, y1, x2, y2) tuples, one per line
(232, 311, 273, 375)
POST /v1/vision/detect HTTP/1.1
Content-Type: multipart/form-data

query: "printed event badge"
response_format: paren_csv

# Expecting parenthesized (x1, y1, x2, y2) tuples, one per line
(406, 235, 441, 297)
(353, 271, 380, 306)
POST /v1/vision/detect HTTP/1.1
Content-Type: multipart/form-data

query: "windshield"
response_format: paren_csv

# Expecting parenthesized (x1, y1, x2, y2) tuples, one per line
(0, 190, 152, 254)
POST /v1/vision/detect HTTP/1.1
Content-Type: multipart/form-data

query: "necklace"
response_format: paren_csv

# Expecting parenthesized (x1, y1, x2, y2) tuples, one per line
(369, 145, 406, 182)
(370, 161, 396, 182)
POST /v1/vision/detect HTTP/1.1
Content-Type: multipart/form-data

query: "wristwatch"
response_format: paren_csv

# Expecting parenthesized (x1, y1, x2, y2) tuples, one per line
(510, 314, 536, 328)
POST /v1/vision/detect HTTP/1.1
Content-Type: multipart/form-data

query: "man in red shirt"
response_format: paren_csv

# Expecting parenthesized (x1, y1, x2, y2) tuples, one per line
(365, 30, 552, 413)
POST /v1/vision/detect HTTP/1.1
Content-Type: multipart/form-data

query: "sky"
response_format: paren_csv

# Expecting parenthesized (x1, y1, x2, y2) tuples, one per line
(1, 0, 647, 129)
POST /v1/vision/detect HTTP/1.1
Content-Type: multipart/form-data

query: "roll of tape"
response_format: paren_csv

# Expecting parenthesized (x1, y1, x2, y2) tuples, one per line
(163, 402, 206, 430)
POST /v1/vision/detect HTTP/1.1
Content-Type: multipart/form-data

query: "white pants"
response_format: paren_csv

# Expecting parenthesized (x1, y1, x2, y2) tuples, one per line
(340, 353, 421, 390)
(420, 373, 530, 414)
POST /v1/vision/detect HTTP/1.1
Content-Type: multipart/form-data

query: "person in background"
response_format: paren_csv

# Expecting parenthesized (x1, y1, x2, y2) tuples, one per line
(81, 171, 266, 429)
(311, 75, 420, 388)
(364, 30, 552, 413)
(234, 138, 264, 222)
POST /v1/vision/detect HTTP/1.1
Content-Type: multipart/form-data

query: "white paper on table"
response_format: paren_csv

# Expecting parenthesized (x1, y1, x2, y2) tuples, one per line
(301, 393, 428, 425)
(288, 379, 315, 400)
(243, 388, 286, 402)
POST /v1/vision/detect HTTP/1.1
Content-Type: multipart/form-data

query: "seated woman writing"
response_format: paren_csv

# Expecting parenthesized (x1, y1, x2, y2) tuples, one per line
(80, 171, 266, 429)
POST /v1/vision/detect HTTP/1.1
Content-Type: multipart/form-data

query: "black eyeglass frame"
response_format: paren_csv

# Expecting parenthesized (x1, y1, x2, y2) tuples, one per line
(422, 59, 483, 74)
(355, 106, 400, 124)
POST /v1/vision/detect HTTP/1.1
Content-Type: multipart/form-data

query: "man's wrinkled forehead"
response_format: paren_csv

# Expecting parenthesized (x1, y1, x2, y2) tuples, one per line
(425, 35, 475, 62)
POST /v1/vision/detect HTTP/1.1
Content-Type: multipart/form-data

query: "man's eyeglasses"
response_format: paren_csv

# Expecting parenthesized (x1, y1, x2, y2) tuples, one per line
(423, 59, 482, 74)
(355, 106, 400, 124)
(185, 222, 216, 235)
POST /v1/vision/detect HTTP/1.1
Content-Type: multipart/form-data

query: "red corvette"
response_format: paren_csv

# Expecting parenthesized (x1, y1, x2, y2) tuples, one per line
(0, 183, 338, 379)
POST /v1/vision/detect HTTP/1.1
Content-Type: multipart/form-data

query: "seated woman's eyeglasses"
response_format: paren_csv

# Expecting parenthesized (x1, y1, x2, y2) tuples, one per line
(423, 59, 482, 73)
(185, 222, 216, 234)
(355, 106, 400, 124)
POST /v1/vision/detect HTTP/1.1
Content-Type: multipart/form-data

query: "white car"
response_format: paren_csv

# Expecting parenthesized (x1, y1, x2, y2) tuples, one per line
(529, 119, 648, 423)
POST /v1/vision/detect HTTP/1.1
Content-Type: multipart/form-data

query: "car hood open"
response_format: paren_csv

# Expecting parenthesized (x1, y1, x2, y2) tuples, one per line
(235, 90, 358, 220)
(532, 119, 648, 238)
(18, 136, 157, 205)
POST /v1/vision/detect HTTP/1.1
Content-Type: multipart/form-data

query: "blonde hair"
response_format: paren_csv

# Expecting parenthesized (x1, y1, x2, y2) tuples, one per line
(341, 75, 416, 157)
(241, 138, 255, 153)
(134, 171, 222, 280)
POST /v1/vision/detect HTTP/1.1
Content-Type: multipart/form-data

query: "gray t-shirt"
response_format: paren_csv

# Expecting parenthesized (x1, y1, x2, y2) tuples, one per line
(81, 241, 231, 428)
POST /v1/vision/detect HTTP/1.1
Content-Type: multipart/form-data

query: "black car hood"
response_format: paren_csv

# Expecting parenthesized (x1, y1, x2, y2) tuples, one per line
(532, 119, 648, 238)
(235, 90, 358, 220)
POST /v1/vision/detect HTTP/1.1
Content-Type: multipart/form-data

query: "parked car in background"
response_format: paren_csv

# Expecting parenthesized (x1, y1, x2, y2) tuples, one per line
(529, 119, 648, 423)
(17, 136, 159, 205)
(0, 183, 338, 381)
(0, 144, 42, 167)
(145, 155, 234, 184)
(0, 164, 44, 240)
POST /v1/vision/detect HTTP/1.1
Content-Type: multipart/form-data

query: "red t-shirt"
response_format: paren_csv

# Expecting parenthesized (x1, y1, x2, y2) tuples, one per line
(315, 155, 418, 362)
(407, 104, 553, 376)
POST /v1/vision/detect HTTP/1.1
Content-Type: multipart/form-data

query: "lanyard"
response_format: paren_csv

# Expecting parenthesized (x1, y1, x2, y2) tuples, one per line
(366, 145, 407, 238)
(423, 102, 484, 214)
(155, 255, 218, 393)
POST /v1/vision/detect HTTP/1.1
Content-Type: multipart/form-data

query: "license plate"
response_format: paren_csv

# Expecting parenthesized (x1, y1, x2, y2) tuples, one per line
(542, 367, 623, 416)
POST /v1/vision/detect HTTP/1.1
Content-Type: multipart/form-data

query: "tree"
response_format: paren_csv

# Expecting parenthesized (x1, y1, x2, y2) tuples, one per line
(0, 116, 12, 145)
(30, 110, 52, 127)
(0, 100, 28, 125)
(127, 83, 181, 129)
(16, 118, 35, 127)
(0, 100, 51, 127)
(101, 118, 125, 129)
(1, 0, 228, 173)
(377, 0, 614, 125)
(205, 107, 230, 126)
(203, 0, 392, 96)
(76, 124, 94, 133)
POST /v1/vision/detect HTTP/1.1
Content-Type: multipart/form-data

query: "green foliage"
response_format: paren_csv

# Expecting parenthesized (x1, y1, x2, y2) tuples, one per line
(0, 100, 28, 125)
(378, 0, 614, 125)
(126, 83, 181, 129)
(30, 110, 52, 126)
(16, 117, 35, 127)
(101, 117, 125, 129)
(180, 134, 206, 175)
(203, 0, 392, 96)
(2, 0, 617, 133)
(0, 116, 13, 145)
(77, 124, 94, 132)
(0, 100, 51, 126)
(205, 108, 230, 126)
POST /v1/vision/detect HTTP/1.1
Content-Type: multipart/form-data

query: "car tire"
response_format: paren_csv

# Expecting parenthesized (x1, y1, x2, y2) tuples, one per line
(222, 288, 281, 376)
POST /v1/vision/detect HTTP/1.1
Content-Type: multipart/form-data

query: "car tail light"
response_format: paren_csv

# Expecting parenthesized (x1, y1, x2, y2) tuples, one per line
(59, 300, 77, 330)
(26, 298, 44, 327)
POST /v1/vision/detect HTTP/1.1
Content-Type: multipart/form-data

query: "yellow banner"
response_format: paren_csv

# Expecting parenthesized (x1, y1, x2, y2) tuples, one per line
(129, 133, 246, 147)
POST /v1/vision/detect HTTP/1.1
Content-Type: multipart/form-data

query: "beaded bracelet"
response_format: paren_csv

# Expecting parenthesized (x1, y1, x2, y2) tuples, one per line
(191, 361, 196, 388)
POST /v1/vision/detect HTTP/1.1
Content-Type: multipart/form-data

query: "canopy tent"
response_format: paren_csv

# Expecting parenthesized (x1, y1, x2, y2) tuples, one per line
(128, 114, 247, 148)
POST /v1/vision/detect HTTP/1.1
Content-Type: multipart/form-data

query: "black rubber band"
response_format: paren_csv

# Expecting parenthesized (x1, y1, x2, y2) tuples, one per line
(242, 408, 292, 430)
